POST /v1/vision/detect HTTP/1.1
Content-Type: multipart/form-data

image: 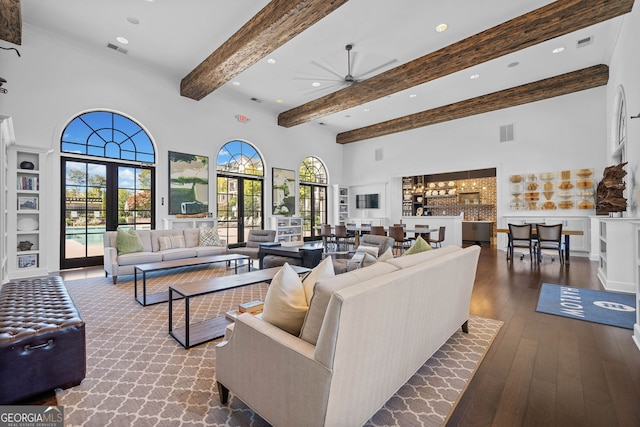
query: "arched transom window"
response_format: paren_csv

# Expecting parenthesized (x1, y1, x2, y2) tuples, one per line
(299, 156, 327, 184)
(299, 156, 328, 239)
(216, 140, 264, 177)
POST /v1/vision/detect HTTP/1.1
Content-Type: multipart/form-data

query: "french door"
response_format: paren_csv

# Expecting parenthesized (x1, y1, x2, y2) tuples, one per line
(61, 157, 154, 269)
(299, 183, 327, 240)
(217, 175, 263, 245)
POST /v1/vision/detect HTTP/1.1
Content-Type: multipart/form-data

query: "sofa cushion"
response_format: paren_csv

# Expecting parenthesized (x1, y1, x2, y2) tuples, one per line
(158, 235, 186, 251)
(262, 263, 308, 335)
(117, 251, 163, 266)
(302, 256, 335, 306)
(385, 244, 461, 269)
(183, 228, 200, 247)
(194, 246, 228, 257)
(161, 248, 198, 261)
(150, 230, 185, 252)
(402, 235, 432, 256)
(299, 262, 399, 345)
(199, 228, 222, 246)
(116, 228, 144, 255)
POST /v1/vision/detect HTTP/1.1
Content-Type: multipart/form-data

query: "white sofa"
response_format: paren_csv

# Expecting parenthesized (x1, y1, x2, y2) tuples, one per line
(215, 244, 481, 427)
(103, 228, 227, 284)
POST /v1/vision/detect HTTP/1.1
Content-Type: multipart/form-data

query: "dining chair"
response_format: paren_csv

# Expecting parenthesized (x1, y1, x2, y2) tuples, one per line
(507, 223, 533, 262)
(370, 225, 385, 236)
(388, 225, 412, 256)
(414, 224, 431, 242)
(320, 224, 336, 252)
(535, 223, 564, 264)
(428, 226, 446, 248)
(334, 225, 355, 251)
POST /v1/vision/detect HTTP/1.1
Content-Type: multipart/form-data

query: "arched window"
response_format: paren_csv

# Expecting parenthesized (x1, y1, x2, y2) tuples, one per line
(299, 156, 328, 239)
(61, 111, 155, 163)
(216, 140, 264, 244)
(60, 111, 156, 269)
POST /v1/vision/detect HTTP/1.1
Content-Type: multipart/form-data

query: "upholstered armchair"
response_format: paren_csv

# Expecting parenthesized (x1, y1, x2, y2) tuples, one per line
(228, 229, 276, 260)
(331, 234, 394, 274)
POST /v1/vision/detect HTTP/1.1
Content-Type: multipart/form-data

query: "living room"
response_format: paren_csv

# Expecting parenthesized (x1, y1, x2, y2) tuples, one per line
(1, 1, 640, 426)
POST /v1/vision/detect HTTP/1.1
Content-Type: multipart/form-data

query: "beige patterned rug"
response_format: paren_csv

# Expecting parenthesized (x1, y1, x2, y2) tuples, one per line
(57, 265, 502, 427)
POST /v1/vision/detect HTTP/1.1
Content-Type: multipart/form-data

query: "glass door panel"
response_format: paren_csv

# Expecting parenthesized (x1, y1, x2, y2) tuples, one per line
(217, 176, 263, 244)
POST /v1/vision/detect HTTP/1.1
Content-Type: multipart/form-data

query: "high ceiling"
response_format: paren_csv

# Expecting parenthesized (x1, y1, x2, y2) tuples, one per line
(11, 0, 633, 140)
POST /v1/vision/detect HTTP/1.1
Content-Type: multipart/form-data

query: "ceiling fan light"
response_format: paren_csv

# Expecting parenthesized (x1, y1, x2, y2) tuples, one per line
(470, 74, 480, 79)
(311, 82, 321, 87)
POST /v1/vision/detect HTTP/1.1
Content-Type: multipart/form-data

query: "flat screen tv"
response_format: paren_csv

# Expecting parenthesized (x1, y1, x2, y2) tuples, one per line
(356, 193, 379, 209)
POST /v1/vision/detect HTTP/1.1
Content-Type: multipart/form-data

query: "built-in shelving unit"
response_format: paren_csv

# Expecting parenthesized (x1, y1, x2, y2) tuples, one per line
(0, 116, 13, 284)
(338, 187, 349, 225)
(8, 147, 48, 279)
(163, 217, 216, 230)
(596, 218, 635, 294)
(271, 216, 303, 246)
(633, 221, 640, 351)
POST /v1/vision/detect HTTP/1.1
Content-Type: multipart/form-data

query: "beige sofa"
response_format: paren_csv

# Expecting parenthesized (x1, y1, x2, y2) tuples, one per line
(216, 244, 481, 427)
(103, 228, 227, 284)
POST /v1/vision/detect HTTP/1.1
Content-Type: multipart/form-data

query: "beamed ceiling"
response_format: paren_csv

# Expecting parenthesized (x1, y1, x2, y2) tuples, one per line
(4, 0, 636, 144)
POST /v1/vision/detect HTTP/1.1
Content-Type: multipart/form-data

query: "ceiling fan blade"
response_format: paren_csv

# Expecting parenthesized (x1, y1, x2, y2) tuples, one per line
(0, 0, 22, 45)
(309, 60, 344, 80)
(304, 81, 347, 96)
(293, 77, 341, 82)
(356, 58, 398, 79)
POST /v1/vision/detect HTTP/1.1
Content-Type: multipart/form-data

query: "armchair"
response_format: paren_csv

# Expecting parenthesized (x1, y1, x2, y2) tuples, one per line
(331, 234, 394, 274)
(228, 229, 276, 260)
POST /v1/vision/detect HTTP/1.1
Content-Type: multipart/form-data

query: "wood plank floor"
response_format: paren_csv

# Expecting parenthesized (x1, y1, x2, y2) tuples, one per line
(18, 246, 640, 426)
(447, 246, 640, 427)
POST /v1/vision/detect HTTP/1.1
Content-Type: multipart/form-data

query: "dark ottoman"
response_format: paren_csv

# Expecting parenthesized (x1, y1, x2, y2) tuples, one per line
(0, 277, 86, 403)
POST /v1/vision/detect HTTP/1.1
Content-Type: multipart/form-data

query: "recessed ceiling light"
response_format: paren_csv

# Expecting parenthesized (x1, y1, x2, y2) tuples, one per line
(232, 81, 240, 86)
(363, 108, 370, 112)
(276, 99, 284, 103)
(267, 58, 276, 64)
(552, 47, 565, 54)
(311, 82, 321, 87)
(126, 17, 139, 25)
(470, 74, 480, 79)
(116, 36, 129, 44)
(508, 61, 520, 68)
(435, 23, 448, 33)
(409, 93, 417, 98)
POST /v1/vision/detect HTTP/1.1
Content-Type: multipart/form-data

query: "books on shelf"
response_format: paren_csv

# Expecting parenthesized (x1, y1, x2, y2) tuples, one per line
(18, 176, 39, 190)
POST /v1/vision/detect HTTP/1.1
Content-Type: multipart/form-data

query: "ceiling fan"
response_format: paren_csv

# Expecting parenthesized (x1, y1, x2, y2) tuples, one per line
(294, 44, 397, 94)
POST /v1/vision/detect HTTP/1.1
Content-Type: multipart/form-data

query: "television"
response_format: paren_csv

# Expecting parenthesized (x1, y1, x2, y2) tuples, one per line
(356, 193, 379, 209)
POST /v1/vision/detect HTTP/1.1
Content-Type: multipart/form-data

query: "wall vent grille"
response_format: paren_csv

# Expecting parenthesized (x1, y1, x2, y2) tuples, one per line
(375, 148, 383, 161)
(577, 36, 593, 48)
(499, 124, 515, 143)
(106, 43, 128, 54)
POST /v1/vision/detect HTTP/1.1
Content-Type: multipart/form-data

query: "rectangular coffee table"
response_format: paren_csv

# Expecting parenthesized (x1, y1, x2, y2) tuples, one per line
(134, 253, 250, 306)
(168, 265, 311, 349)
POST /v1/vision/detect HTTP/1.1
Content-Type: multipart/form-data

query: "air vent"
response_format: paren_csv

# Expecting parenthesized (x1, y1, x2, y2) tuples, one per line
(577, 36, 593, 48)
(499, 124, 515, 143)
(375, 148, 383, 161)
(250, 97, 262, 103)
(106, 43, 128, 54)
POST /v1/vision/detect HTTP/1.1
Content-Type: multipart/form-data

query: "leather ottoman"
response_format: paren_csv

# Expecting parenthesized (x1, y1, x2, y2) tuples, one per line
(0, 277, 86, 403)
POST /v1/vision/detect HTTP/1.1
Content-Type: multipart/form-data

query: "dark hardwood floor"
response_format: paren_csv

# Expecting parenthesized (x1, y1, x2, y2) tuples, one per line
(448, 246, 640, 427)
(17, 247, 640, 426)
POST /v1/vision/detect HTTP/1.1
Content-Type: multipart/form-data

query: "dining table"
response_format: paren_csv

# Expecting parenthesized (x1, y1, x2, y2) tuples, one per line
(495, 227, 584, 265)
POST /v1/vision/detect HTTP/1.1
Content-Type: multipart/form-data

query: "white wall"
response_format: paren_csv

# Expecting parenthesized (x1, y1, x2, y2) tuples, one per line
(343, 88, 607, 224)
(607, 5, 640, 217)
(1, 28, 343, 272)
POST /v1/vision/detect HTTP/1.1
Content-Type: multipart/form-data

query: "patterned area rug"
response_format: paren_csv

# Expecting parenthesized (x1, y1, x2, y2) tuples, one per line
(57, 265, 502, 427)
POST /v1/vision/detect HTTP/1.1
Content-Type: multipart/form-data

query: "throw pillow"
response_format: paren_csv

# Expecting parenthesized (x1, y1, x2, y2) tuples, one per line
(158, 235, 186, 251)
(116, 228, 144, 255)
(261, 263, 308, 335)
(360, 253, 379, 268)
(302, 256, 335, 305)
(356, 245, 379, 258)
(199, 228, 222, 246)
(377, 247, 394, 262)
(402, 235, 432, 256)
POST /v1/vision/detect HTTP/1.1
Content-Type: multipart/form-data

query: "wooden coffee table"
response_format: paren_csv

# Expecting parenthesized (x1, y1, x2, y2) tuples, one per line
(168, 265, 311, 349)
(134, 254, 250, 306)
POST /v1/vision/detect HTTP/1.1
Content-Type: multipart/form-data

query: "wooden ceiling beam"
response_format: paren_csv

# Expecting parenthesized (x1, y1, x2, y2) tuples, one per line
(336, 64, 609, 144)
(0, 0, 22, 45)
(180, 0, 349, 101)
(278, 0, 633, 128)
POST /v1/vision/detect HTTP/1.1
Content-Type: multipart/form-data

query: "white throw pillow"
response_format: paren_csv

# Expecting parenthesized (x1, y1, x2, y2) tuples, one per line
(377, 247, 394, 262)
(302, 256, 335, 305)
(261, 263, 308, 335)
(158, 235, 185, 251)
(199, 228, 222, 246)
(356, 245, 379, 258)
